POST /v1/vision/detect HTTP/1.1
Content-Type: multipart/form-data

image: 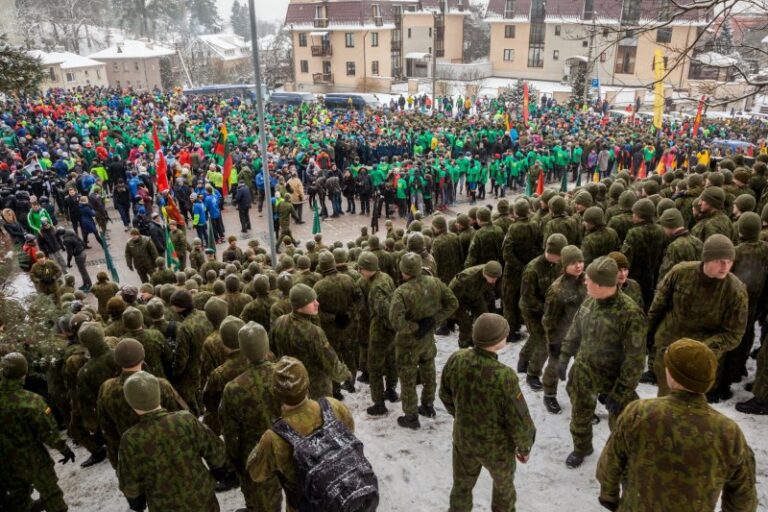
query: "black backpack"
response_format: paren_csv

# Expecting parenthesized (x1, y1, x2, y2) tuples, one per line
(272, 398, 379, 512)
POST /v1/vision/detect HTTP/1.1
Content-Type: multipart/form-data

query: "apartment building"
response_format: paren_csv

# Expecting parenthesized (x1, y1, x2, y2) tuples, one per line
(90, 39, 176, 91)
(485, 0, 719, 96)
(285, 0, 468, 92)
(29, 50, 109, 90)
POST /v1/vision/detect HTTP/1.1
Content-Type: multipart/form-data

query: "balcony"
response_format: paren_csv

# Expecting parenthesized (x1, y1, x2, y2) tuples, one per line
(313, 72, 334, 84)
(311, 45, 333, 57)
(313, 18, 329, 28)
(374, 16, 383, 26)
(391, 41, 402, 52)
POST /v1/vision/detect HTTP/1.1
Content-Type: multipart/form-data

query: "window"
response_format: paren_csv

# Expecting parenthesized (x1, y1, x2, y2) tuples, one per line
(96, 69, 101, 79)
(530, 0, 545, 20)
(323, 60, 331, 74)
(600, 52, 606, 63)
(602, 28, 609, 38)
(527, 44, 544, 67)
(372, 60, 379, 75)
(582, 40, 589, 47)
(614, 45, 637, 74)
(134, 61, 140, 71)
(315, 5, 327, 18)
(113, 62, 118, 72)
(372, 4, 381, 17)
(123, 62, 129, 72)
(553, 49, 559, 60)
(656, 27, 672, 43)
(48, 68, 56, 81)
(346, 61, 356, 75)
(371, 32, 379, 47)
(298, 33, 307, 47)
(529, 23, 545, 44)
(503, 49, 515, 61)
(300, 60, 309, 73)
(621, 0, 641, 25)
(408, 28, 412, 38)
(583, 0, 594, 20)
(504, 0, 515, 18)
(554, 25, 561, 36)
(429, 27, 432, 37)
(504, 25, 516, 38)
(345, 33, 354, 47)
(652, 56, 669, 70)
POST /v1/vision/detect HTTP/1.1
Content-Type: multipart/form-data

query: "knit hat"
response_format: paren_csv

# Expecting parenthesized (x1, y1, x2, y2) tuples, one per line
(632, 198, 655, 221)
(618, 190, 637, 210)
(409, 220, 423, 232)
(545, 233, 568, 255)
(734, 194, 756, 214)
(540, 189, 557, 205)
(483, 260, 503, 279)
(560, 246, 584, 268)
(107, 296, 127, 316)
(733, 168, 751, 185)
(583, 206, 604, 227)
(316, 251, 336, 274)
(607, 251, 630, 270)
(664, 338, 717, 393)
(253, 274, 270, 295)
(358, 251, 379, 272)
(114, 338, 145, 368)
(609, 182, 625, 200)
(78, 321, 109, 357)
(431, 215, 447, 233)
(701, 234, 735, 262)
(574, 190, 593, 208)
(472, 313, 510, 347)
(204, 297, 229, 325)
(659, 208, 684, 229)
(277, 272, 293, 294)
(739, 212, 761, 241)
(239, 321, 269, 363)
(586, 256, 618, 287)
(97, 271, 109, 282)
(213, 280, 226, 295)
(513, 198, 530, 218)
(656, 198, 676, 217)
(399, 252, 423, 277)
(290, 284, 317, 310)
(476, 207, 492, 223)
(0, 352, 27, 379)
(170, 289, 193, 310)
(456, 213, 470, 228)
(367, 235, 381, 250)
(123, 371, 161, 412)
(548, 196, 567, 215)
(220, 315, 245, 350)
(467, 207, 478, 220)
(497, 199, 510, 214)
(123, 307, 144, 330)
(273, 356, 309, 405)
(296, 255, 311, 270)
(701, 187, 725, 209)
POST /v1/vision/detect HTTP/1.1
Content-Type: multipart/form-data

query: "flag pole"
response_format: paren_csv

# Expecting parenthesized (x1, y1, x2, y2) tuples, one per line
(248, 0, 277, 264)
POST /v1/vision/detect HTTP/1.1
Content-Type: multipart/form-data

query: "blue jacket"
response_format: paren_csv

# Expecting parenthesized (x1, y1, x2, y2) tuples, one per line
(193, 202, 207, 226)
(203, 193, 220, 219)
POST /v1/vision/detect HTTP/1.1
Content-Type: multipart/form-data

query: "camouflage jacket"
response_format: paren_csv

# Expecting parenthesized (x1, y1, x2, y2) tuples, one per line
(464, 224, 504, 267)
(225, 291, 252, 318)
(201, 332, 228, 386)
(292, 270, 322, 288)
(658, 230, 704, 283)
(172, 309, 214, 402)
(542, 273, 587, 347)
(313, 271, 363, 340)
(150, 268, 177, 286)
(607, 211, 634, 244)
(691, 209, 737, 242)
(519, 254, 562, 318)
(502, 217, 541, 271)
(431, 232, 463, 285)
(364, 271, 396, 335)
(124, 236, 158, 273)
(621, 222, 666, 287)
(389, 274, 458, 345)
(542, 214, 581, 247)
(449, 264, 497, 307)
(582, 226, 621, 267)
(241, 294, 276, 331)
(619, 279, 644, 310)
(457, 228, 475, 263)
(202, 351, 249, 435)
(733, 239, 768, 310)
(122, 328, 170, 379)
(76, 350, 120, 432)
(91, 281, 119, 318)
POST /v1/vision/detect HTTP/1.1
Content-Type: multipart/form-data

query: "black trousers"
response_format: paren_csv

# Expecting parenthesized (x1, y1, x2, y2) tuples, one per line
(238, 208, 251, 231)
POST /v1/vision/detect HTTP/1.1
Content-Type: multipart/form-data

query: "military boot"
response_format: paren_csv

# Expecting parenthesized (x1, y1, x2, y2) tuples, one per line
(526, 375, 543, 391)
(385, 388, 400, 402)
(507, 331, 526, 343)
(435, 324, 451, 336)
(517, 357, 529, 374)
(565, 448, 593, 469)
(543, 395, 561, 414)
(80, 446, 106, 468)
(366, 402, 388, 416)
(357, 371, 370, 384)
(397, 413, 420, 430)
(735, 398, 768, 415)
(418, 403, 436, 418)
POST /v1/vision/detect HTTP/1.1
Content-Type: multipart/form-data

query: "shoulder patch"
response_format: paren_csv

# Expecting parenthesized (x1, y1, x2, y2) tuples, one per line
(45, 406, 52, 416)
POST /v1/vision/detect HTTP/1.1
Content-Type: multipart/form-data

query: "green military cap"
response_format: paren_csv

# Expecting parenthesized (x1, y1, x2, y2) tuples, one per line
(560, 246, 584, 268)
(702, 234, 735, 262)
(239, 321, 270, 363)
(545, 233, 567, 255)
(220, 315, 245, 350)
(618, 190, 637, 210)
(358, 251, 379, 272)
(64, 274, 75, 285)
(114, 338, 145, 368)
(213, 280, 226, 295)
(632, 198, 655, 222)
(290, 284, 317, 310)
(586, 256, 618, 287)
(409, 220, 423, 232)
(738, 212, 761, 241)
(734, 194, 756, 214)
(124, 371, 161, 412)
(316, 251, 336, 275)
(700, 186, 725, 209)
(656, 198, 676, 218)
(170, 289, 193, 310)
(664, 338, 717, 394)
(659, 208, 684, 229)
(107, 296, 127, 316)
(296, 255, 311, 270)
(225, 274, 240, 293)
(707, 171, 724, 187)
(514, 198, 530, 218)
(431, 215, 447, 233)
(540, 189, 557, 204)
(185, 279, 199, 291)
(574, 190, 593, 207)
(273, 356, 309, 405)
(0, 352, 28, 380)
(583, 206, 604, 227)
(123, 307, 144, 330)
(399, 252, 423, 277)
(688, 174, 703, 188)
(332, 248, 348, 264)
(253, 274, 270, 295)
(733, 168, 750, 185)
(497, 199, 510, 214)
(279, 255, 294, 271)
(476, 207, 492, 223)
(78, 321, 108, 356)
(456, 213, 471, 228)
(204, 297, 229, 325)
(472, 313, 510, 347)
(407, 233, 425, 253)
(467, 207, 478, 220)
(483, 260, 502, 279)
(368, 235, 381, 250)
(277, 272, 294, 294)
(608, 182, 625, 200)
(548, 196, 567, 215)
(69, 312, 92, 334)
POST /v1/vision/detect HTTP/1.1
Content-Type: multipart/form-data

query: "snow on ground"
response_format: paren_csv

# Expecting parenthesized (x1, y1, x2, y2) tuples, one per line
(54, 329, 768, 511)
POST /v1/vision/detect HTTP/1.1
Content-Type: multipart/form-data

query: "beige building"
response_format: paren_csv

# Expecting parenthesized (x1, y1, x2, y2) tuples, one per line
(89, 39, 176, 91)
(485, 0, 723, 100)
(192, 33, 252, 71)
(285, 0, 468, 92)
(29, 50, 109, 90)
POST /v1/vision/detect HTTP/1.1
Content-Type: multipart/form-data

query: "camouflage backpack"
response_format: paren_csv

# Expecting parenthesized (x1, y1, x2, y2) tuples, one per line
(271, 397, 379, 512)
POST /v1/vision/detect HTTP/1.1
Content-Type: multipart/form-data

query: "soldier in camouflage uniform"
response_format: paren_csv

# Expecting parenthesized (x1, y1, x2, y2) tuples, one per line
(439, 313, 536, 512)
(597, 339, 757, 512)
(202, 316, 247, 435)
(464, 207, 504, 267)
(29, 252, 63, 303)
(190, 238, 206, 271)
(150, 257, 176, 285)
(98, 339, 185, 469)
(541, 246, 586, 414)
(201, 297, 229, 390)
(389, 253, 458, 429)
(692, 186, 737, 242)
(456, 214, 475, 262)
(648, 235, 748, 399)
(292, 255, 321, 288)
(169, 289, 214, 416)
(531, 189, 556, 231)
(519, 234, 565, 389)
(313, 251, 363, 394)
(368, 235, 397, 281)
(241, 275, 275, 330)
(449, 261, 503, 348)
(358, 252, 399, 415)
(580, 207, 620, 266)
(220, 322, 283, 512)
(607, 252, 644, 309)
(200, 248, 225, 278)
(271, 284, 351, 399)
(224, 274, 251, 317)
(124, 228, 158, 284)
(406, 232, 437, 276)
(542, 196, 581, 246)
(430, 215, 463, 286)
(0, 353, 75, 512)
(559, 257, 646, 469)
(121, 307, 169, 378)
(607, 190, 637, 244)
(501, 199, 542, 341)
(269, 272, 294, 326)
(91, 271, 119, 319)
(657, 208, 704, 282)
(621, 198, 666, 311)
(168, 220, 189, 269)
(118, 371, 227, 512)
(493, 199, 513, 233)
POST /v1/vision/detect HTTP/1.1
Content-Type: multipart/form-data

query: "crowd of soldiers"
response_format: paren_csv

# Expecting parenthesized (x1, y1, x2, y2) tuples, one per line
(0, 86, 766, 511)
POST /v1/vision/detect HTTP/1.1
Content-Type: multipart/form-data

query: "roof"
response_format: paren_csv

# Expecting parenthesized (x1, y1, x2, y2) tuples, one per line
(89, 39, 175, 60)
(196, 33, 251, 61)
(485, 0, 712, 23)
(285, 0, 468, 27)
(693, 51, 739, 67)
(28, 50, 105, 69)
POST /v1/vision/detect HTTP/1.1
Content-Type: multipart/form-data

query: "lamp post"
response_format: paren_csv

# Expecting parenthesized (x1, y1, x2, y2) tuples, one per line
(247, 0, 277, 264)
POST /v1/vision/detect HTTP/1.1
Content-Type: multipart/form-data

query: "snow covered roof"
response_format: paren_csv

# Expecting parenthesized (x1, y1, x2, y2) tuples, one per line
(693, 51, 739, 67)
(28, 50, 105, 69)
(89, 39, 175, 60)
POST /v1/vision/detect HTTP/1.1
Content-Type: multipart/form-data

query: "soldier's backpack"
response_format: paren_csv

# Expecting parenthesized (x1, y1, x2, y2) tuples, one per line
(271, 397, 379, 512)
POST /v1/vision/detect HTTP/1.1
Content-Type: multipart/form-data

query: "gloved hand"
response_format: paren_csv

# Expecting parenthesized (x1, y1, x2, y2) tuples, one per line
(598, 497, 619, 511)
(334, 312, 351, 328)
(210, 465, 229, 482)
(58, 446, 75, 465)
(604, 393, 623, 415)
(127, 495, 147, 512)
(416, 317, 436, 339)
(557, 359, 568, 382)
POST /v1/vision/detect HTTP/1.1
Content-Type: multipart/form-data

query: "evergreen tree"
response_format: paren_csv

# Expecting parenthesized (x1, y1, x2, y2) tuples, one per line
(570, 65, 587, 107)
(717, 21, 734, 55)
(189, 0, 221, 34)
(0, 35, 45, 95)
(231, 0, 251, 40)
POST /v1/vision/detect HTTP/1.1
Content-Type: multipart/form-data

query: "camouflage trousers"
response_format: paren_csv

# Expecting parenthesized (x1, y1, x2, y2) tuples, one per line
(541, 343, 561, 396)
(0, 463, 67, 512)
(566, 362, 628, 453)
(325, 325, 359, 387)
(455, 301, 487, 349)
(449, 444, 517, 512)
(753, 340, 768, 401)
(68, 406, 103, 454)
(501, 268, 524, 334)
(358, 325, 370, 375)
(396, 340, 437, 415)
(368, 330, 397, 404)
(238, 471, 281, 512)
(520, 313, 547, 377)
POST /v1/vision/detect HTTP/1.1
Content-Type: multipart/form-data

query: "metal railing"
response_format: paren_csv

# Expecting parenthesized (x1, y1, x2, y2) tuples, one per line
(311, 45, 333, 56)
(313, 72, 334, 84)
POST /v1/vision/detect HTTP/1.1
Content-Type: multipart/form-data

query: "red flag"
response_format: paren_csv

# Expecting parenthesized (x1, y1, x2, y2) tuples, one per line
(222, 152, 233, 197)
(162, 193, 185, 226)
(692, 96, 706, 138)
(522, 83, 529, 127)
(153, 125, 170, 194)
(638, 161, 647, 179)
(214, 124, 227, 156)
(535, 168, 544, 196)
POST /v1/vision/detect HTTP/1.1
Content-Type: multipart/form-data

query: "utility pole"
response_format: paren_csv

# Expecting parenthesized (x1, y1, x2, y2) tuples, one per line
(432, 11, 437, 116)
(248, 0, 277, 263)
(583, 14, 595, 101)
